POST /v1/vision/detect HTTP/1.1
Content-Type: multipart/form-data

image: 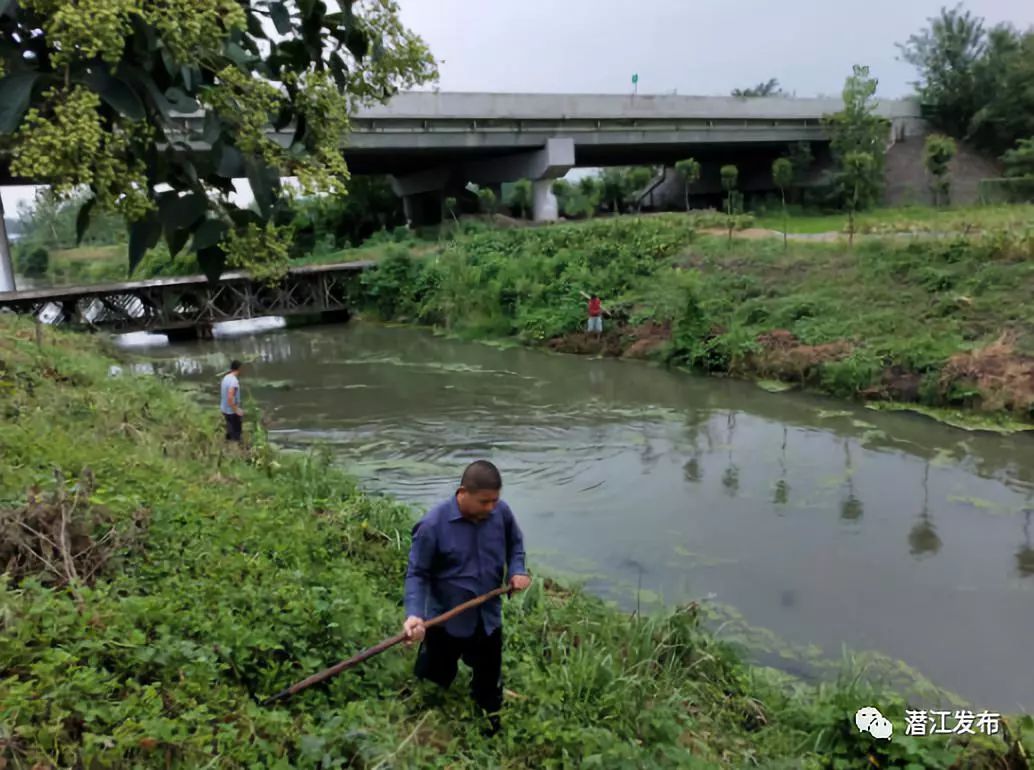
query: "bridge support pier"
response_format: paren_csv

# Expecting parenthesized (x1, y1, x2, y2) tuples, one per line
(0, 193, 15, 293)
(532, 179, 560, 222)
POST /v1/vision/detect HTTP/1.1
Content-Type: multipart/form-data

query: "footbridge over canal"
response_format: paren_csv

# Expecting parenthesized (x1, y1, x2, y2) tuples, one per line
(0, 261, 370, 338)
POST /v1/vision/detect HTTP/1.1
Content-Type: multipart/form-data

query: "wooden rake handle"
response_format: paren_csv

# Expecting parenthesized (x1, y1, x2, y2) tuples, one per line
(261, 585, 512, 705)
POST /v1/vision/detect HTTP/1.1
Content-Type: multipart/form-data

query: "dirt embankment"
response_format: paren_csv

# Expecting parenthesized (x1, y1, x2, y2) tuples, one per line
(547, 324, 855, 374)
(748, 329, 853, 380)
(941, 333, 1034, 412)
(546, 325, 1034, 416)
(547, 321, 671, 359)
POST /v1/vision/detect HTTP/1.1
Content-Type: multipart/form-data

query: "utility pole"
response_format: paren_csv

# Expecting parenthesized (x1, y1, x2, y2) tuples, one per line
(0, 192, 15, 293)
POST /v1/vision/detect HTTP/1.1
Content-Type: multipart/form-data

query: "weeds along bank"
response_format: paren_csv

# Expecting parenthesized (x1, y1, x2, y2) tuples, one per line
(354, 214, 1034, 424)
(4, 318, 1034, 767)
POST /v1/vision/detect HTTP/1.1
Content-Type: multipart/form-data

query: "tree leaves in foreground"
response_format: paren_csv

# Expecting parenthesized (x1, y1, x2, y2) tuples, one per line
(0, 0, 437, 281)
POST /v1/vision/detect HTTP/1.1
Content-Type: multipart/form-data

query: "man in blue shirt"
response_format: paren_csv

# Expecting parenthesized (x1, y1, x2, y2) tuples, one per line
(402, 460, 531, 734)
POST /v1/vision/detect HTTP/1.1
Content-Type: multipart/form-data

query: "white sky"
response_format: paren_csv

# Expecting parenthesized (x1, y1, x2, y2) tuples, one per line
(4, 0, 1033, 217)
(397, 0, 1033, 98)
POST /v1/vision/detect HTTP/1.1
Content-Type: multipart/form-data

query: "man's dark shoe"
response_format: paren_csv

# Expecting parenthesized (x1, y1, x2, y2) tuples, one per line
(481, 714, 501, 737)
(421, 686, 447, 709)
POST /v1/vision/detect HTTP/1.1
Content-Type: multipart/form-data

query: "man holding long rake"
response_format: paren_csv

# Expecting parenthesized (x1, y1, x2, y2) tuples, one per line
(403, 460, 531, 736)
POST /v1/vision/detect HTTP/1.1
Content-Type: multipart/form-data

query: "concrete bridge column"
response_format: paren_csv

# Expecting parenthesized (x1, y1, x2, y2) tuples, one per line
(532, 179, 560, 221)
(401, 195, 416, 225)
(0, 193, 15, 293)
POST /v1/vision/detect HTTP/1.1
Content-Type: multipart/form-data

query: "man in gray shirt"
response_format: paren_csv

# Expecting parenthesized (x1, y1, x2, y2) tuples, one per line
(220, 360, 244, 442)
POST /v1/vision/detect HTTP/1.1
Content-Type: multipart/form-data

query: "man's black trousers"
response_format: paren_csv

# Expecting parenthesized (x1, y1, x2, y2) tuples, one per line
(223, 413, 242, 441)
(414, 619, 503, 714)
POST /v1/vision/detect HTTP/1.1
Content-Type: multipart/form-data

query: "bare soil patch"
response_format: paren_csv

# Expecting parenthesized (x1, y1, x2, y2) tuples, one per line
(861, 367, 925, 403)
(751, 329, 854, 382)
(941, 332, 1034, 412)
(547, 321, 672, 359)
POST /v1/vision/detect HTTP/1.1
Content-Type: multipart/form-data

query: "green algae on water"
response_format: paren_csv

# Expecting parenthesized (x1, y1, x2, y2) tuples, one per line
(247, 378, 294, 390)
(756, 379, 795, 393)
(816, 409, 854, 420)
(866, 401, 1034, 434)
(946, 495, 1014, 515)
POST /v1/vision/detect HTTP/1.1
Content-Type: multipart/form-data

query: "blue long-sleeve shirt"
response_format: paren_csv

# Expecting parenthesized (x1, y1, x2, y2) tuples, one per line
(404, 496, 527, 638)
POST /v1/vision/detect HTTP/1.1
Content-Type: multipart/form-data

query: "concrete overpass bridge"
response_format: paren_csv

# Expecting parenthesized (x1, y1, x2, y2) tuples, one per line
(174, 91, 922, 222)
(0, 91, 924, 291)
(318, 92, 923, 221)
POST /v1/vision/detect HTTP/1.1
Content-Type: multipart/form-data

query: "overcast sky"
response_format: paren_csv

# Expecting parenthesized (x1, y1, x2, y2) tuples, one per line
(4, 0, 1033, 216)
(397, 0, 1034, 98)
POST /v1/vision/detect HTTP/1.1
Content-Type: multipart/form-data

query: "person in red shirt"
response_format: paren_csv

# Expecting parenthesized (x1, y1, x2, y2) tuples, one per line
(587, 293, 603, 334)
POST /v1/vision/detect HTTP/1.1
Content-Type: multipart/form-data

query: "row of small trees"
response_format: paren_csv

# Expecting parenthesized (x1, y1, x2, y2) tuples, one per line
(670, 64, 965, 248)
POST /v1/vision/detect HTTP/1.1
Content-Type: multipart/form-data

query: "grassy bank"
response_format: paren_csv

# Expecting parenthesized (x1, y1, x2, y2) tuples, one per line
(751, 204, 1034, 235)
(349, 212, 1034, 426)
(3, 317, 1032, 768)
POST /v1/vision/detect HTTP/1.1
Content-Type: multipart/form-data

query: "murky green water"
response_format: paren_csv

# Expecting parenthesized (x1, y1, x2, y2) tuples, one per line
(128, 321, 1034, 713)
